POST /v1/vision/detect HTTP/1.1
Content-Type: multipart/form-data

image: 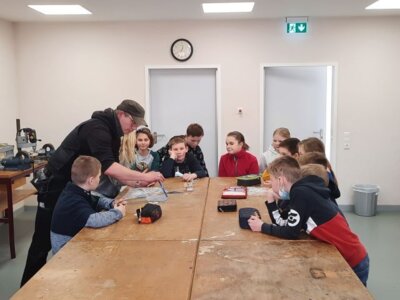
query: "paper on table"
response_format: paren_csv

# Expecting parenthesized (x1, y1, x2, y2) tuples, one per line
(124, 187, 165, 200)
(247, 186, 270, 196)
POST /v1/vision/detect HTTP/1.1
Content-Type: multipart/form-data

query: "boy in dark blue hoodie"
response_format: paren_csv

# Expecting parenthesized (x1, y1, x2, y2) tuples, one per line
(51, 156, 126, 254)
(248, 156, 369, 286)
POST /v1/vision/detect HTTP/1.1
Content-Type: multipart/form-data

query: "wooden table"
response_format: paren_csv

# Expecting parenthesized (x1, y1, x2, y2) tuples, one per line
(12, 177, 373, 299)
(0, 161, 47, 258)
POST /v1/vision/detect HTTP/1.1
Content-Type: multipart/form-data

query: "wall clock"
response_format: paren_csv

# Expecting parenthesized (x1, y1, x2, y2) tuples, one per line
(171, 38, 193, 62)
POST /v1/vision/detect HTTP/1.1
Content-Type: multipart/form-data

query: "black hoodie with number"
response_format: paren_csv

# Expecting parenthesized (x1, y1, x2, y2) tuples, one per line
(262, 175, 367, 268)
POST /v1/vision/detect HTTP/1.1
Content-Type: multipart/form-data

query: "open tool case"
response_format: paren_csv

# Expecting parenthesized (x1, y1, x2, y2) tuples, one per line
(217, 199, 237, 212)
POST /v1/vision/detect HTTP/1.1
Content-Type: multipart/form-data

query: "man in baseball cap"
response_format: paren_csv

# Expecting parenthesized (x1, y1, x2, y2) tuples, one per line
(21, 98, 162, 286)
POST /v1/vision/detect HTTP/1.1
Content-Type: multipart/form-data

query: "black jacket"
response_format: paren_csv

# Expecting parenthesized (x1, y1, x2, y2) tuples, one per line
(44, 108, 123, 206)
(160, 152, 207, 178)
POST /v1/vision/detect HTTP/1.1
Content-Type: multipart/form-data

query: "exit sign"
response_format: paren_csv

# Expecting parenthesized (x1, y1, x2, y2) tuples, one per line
(287, 22, 308, 33)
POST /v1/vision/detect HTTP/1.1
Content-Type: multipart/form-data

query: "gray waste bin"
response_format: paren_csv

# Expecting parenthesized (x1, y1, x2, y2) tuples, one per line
(352, 184, 379, 216)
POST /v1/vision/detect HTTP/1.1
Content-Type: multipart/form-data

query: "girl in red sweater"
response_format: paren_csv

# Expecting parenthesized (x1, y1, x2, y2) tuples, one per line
(218, 131, 259, 177)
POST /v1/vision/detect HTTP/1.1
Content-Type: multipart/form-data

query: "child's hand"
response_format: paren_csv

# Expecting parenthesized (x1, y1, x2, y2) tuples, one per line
(266, 189, 277, 203)
(248, 215, 263, 232)
(168, 149, 177, 160)
(114, 197, 127, 207)
(182, 173, 197, 181)
(115, 202, 126, 217)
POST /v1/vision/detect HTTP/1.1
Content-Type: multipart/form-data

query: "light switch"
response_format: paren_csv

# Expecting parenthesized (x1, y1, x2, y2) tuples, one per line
(344, 132, 351, 150)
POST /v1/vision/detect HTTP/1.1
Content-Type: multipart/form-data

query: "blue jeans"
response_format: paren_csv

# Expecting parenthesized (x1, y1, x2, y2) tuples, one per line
(352, 254, 370, 286)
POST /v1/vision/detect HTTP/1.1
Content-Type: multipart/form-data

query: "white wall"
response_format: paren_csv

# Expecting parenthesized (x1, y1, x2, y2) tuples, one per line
(13, 17, 400, 206)
(0, 19, 18, 144)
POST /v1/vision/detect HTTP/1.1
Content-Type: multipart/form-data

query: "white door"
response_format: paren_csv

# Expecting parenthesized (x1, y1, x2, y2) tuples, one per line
(262, 65, 334, 159)
(147, 68, 218, 176)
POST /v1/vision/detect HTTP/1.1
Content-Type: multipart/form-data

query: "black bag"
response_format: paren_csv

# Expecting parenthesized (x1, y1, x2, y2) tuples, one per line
(136, 203, 162, 224)
(95, 175, 122, 198)
(239, 207, 261, 229)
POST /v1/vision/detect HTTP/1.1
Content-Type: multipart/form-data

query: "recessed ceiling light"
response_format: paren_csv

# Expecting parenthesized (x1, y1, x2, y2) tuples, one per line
(28, 5, 92, 15)
(366, 0, 400, 10)
(202, 2, 255, 13)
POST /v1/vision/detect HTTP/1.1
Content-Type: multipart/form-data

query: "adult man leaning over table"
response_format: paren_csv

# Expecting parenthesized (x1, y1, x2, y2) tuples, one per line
(21, 99, 164, 286)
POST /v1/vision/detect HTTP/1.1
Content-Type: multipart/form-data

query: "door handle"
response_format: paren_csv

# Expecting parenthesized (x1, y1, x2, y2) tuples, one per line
(313, 129, 323, 140)
(152, 132, 166, 144)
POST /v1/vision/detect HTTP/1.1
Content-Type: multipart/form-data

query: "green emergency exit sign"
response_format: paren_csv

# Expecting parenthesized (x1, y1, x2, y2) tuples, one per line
(287, 22, 308, 33)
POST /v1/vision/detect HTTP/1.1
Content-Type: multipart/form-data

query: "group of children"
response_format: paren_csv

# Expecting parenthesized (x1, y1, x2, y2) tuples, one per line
(50, 123, 210, 255)
(248, 127, 369, 286)
(118, 123, 209, 181)
(49, 124, 369, 287)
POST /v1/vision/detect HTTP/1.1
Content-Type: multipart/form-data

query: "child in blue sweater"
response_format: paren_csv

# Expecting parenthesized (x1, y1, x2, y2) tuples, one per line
(50, 156, 126, 254)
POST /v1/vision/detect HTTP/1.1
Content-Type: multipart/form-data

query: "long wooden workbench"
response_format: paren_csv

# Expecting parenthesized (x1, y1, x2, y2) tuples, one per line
(12, 177, 373, 299)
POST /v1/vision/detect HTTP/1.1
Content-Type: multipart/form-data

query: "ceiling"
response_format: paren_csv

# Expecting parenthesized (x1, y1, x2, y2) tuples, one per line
(0, 0, 399, 22)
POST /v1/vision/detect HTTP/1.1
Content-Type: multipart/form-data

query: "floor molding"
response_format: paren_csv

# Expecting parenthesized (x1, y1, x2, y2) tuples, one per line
(340, 205, 400, 212)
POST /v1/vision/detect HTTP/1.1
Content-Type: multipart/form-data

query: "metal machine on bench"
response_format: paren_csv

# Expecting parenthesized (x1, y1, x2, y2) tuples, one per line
(0, 119, 54, 170)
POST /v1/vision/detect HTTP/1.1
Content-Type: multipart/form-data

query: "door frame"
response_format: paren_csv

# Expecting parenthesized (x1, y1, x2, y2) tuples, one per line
(259, 62, 338, 168)
(145, 65, 222, 170)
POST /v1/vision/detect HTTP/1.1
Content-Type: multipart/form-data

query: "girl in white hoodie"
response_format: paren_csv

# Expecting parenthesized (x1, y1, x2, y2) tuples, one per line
(259, 127, 290, 172)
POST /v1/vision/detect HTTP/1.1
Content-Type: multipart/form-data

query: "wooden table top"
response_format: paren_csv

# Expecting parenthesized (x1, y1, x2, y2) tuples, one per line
(12, 240, 197, 300)
(13, 177, 372, 299)
(74, 177, 210, 242)
(191, 240, 373, 300)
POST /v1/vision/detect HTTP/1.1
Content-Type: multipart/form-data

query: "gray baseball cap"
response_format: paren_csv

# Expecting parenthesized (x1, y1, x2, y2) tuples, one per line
(116, 99, 147, 126)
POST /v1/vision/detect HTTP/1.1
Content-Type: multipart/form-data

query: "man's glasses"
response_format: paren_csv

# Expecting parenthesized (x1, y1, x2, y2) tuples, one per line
(125, 113, 136, 126)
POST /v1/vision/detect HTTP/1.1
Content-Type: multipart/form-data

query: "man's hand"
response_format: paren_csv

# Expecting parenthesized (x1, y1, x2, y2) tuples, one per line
(144, 171, 165, 182)
(248, 215, 263, 232)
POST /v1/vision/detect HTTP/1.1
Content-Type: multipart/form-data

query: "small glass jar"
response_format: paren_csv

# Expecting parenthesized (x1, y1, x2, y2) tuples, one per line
(185, 179, 194, 192)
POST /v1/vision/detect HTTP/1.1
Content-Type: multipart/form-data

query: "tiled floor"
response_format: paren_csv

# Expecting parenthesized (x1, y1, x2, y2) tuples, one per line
(0, 208, 37, 300)
(344, 211, 400, 299)
(1, 207, 399, 299)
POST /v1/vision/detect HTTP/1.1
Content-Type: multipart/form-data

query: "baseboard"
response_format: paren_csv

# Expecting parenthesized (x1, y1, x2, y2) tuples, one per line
(376, 205, 400, 211)
(339, 205, 400, 212)
(24, 205, 37, 211)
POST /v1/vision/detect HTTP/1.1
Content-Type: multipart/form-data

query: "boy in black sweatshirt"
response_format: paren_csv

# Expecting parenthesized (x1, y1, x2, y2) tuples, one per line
(248, 156, 369, 286)
(160, 136, 207, 181)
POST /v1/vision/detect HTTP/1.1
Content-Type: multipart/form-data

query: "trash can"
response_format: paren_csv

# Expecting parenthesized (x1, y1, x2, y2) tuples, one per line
(352, 184, 379, 217)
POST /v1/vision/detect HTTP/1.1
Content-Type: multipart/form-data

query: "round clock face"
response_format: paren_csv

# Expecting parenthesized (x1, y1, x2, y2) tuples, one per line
(171, 39, 193, 62)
